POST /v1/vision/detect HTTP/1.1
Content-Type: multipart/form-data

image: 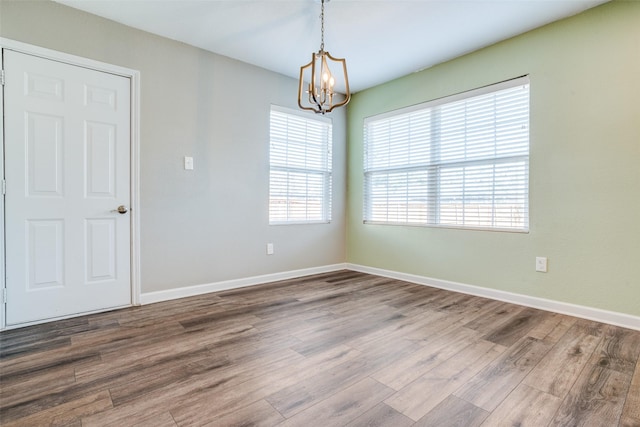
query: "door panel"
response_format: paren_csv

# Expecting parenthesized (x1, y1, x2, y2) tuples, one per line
(27, 112, 64, 196)
(4, 49, 131, 325)
(85, 218, 117, 282)
(86, 121, 116, 197)
(28, 219, 64, 289)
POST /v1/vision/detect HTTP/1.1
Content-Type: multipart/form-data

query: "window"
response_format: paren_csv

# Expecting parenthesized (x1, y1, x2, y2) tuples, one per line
(269, 106, 333, 224)
(364, 76, 530, 231)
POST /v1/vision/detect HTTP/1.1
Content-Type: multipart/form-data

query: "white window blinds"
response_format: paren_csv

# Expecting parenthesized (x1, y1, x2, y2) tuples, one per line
(364, 77, 530, 231)
(269, 106, 333, 224)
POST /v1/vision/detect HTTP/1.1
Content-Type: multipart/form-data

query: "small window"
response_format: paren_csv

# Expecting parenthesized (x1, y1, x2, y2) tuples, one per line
(269, 106, 333, 224)
(364, 76, 530, 232)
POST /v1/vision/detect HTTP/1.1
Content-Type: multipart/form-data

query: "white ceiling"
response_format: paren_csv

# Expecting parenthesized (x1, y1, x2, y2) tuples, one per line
(54, 0, 609, 92)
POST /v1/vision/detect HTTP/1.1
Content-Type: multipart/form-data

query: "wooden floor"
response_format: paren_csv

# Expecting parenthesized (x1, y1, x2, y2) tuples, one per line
(1, 271, 639, 427)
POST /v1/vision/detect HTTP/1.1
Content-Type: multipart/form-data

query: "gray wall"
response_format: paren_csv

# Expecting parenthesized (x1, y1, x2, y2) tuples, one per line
(0, 0, 347, 294)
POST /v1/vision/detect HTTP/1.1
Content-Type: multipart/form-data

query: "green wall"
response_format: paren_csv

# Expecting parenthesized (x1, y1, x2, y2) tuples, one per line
(346, 0, 640, 317)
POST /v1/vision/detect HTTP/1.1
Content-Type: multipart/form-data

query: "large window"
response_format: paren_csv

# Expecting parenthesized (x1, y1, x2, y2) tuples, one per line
(269, 106, 333, 224)
(364, 77, 530, 231)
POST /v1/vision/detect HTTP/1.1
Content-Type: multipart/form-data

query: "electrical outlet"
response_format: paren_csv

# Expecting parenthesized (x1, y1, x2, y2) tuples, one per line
(536, 256, 548, 273)
(266, 243, 274, 255)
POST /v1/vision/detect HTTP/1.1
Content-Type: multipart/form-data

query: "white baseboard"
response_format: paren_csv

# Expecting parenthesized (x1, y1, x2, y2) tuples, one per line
(347, 263, 640, 331)
(140, 263, 348, 305)
(140, 262, 639, 331)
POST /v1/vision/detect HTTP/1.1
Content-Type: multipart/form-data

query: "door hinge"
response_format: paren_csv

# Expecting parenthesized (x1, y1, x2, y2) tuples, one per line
(2, 289, 6, 304)
(0, 69, 5, 86)
(1, 179, 5, 195)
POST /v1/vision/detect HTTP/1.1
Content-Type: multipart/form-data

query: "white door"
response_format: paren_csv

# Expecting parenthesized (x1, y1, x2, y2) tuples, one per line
(4, 50, 131, 326)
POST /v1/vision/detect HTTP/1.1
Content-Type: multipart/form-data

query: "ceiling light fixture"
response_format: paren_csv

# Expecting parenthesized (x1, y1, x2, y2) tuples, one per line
(298, 0, 350, 114)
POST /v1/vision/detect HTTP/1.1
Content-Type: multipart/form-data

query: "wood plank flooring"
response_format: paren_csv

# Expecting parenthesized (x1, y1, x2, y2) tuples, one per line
(1, 270, 639, 426)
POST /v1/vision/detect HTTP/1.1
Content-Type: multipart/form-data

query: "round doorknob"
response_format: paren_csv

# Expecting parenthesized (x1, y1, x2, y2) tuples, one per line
(116, 205, 128, 214)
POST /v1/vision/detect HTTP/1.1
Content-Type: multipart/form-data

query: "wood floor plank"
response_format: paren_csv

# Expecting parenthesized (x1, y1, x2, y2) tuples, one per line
(0, 340, 101, 377)
(572, 318, 609, 337)
(549, 363, 631, 426)
(114, 298, 227, 329)
(480, 383, 563, 426)
(350, 282, 431, 310)
(343, 403, 414, 427)
(371, 325, 480, 390)
(620, 417, 640, 427)
(288, 303, 408, 357)
(348, 298, 491, 358)
(251, 307, 334, 335)
(463, 301, 525, 334)
(386, 310, 472, 343)
(200, 399, 284, 427)
(204, 329, 303, 363)
(0, 365, 77, 409)
(588, 324, 640, 375)
(0, 335, 72, 360)
(75, 330, 226, 374)
(80, 347, 305, 426)
(276, 377, 395, 427)
(169, 343, 364, 426)
(437, 293, 483, 313)
(345, 310, 447, 350)
(0, 391, 113, 427)
(454, 336, 553, 411)
(2, 361, 132, 423)
(107, 350, 232, 406)
(523, 322, 601, 397)
(119, 318, 256, 356)
(266, 338, 419, 418)
(621, 358, 640, 425)
(482, 307, 547, 347)
(385, 285, 444, 309)
(384, 339, 504, 421)
(289, 303, 404, 343)
(180, 299, 300, 330)
(127, 412, 178, 427)
(95, 410, 178, 427)
(0, 316, 109, 360)
(413, 395, 489, 427)
(69, 320, 187, 357)
(527, 312, 577, 342)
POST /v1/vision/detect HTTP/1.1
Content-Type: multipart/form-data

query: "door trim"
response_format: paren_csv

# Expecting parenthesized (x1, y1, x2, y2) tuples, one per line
(0, 38, 141, 330)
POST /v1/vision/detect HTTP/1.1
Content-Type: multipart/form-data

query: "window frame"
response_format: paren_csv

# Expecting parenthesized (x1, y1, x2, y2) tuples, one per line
(269, 105, 333, 225)
(363, 76, 530, 232)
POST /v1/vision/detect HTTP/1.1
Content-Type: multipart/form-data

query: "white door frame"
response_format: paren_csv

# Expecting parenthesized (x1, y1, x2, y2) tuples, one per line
(0, 38, 141, 330)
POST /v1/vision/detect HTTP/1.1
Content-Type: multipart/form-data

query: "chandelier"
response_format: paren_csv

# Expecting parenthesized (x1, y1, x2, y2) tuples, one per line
(298, 0, 350, 114)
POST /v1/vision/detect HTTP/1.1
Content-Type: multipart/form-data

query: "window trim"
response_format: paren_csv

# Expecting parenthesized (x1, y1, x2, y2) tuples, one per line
(363, 76, 530, 233)
(365, 76, 529, 123)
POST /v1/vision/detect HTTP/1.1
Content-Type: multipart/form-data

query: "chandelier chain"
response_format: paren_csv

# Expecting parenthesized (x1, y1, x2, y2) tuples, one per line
(320, 0, 325, 51)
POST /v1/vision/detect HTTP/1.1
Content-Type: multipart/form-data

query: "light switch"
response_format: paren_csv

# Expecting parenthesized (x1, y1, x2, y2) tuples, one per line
(184, 156, 194, 170)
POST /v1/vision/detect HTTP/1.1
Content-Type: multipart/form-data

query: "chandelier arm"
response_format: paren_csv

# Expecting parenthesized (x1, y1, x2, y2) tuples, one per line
(309, 53, 320, 107)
